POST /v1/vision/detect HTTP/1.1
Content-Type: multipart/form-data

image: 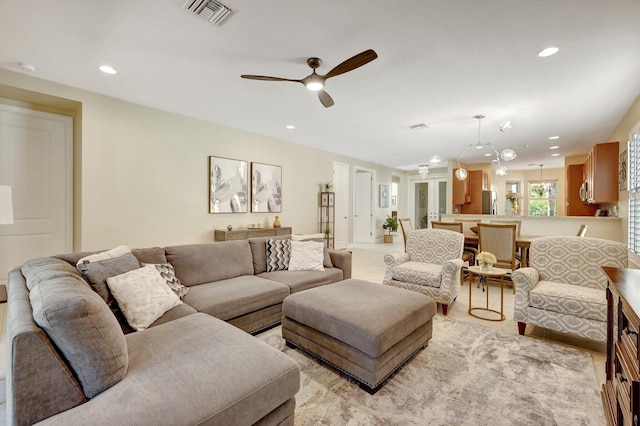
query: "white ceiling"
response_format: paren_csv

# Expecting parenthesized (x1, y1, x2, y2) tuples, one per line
(2, 0, 640, 173)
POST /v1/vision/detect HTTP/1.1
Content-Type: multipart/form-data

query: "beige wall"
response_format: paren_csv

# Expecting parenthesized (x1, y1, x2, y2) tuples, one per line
(0, 69, 406, 250)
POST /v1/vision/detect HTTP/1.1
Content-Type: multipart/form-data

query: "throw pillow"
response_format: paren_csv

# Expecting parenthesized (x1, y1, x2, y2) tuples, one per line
(76, 245, 132, 265)
(291, 234, 333, 268)
(142, 262, 189, 298)
(106, 265, 182, 331)
(288, 240, 325, 271)
(266, 239, 291, 272)
(77, 251, 142, 333)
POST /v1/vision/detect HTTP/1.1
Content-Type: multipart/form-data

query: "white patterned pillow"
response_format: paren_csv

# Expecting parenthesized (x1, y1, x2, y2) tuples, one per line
(142, 262, 189, 298)
(266, 239, 291, 272)
(288, 240, 325, 272)
(106, 265, 182, 331)
(76, 245, 132, 266)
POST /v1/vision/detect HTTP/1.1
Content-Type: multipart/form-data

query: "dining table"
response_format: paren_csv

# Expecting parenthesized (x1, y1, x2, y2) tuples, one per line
(463, 232, 538, 267)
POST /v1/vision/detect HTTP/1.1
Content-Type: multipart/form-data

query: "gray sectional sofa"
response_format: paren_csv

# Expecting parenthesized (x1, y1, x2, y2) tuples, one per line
(6, 236, 352, 425)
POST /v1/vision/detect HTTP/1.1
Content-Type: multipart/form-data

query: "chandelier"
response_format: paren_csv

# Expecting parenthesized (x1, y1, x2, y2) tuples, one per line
(418, 156, 442, 179)
(531, 164, 553, 196)
(456, 115, 516, 180)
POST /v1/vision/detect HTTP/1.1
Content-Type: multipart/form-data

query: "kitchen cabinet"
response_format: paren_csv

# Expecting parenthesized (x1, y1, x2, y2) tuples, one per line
(585, 142, 619, 204)
(452, 168, 470, 205)
(460, 170, 485, 214)
(566, 164, 598, 216)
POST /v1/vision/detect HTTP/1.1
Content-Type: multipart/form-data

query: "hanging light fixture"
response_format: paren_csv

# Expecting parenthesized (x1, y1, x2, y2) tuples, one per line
(531, 164, 553, 196)
(418, 165, 429, 179)
(456, 115, 516, 180)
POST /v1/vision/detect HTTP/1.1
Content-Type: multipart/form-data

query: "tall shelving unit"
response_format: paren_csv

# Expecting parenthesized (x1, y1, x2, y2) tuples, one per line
(319, 192, 335, 249)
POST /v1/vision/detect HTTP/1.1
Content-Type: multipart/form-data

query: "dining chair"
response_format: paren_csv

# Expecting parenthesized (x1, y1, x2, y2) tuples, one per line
(398, 218, 413, 251)
(432, 221, 476, 284)
(491, 219, 523, 261)
(577, 224, 588, 237)
(477, 223, 519, 292)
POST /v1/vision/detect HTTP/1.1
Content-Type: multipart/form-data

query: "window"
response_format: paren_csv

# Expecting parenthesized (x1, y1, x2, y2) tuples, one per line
(528, 181, 558, 216)
(628, 124, 640, 254)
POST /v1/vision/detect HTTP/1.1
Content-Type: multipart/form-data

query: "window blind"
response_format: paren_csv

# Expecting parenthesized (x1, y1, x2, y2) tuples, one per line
(629, 128, 640, 254)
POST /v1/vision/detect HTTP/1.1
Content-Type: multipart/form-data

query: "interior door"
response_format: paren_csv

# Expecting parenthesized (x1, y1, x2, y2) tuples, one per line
(409, 174, 447, 229)
(354, 170, 373, 243)
(0, 103, 73, 284)
(333, 162, 349, 249)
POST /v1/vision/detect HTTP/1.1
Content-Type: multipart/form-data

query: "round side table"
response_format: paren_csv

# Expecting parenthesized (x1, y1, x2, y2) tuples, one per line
(467, 265, 508, 321)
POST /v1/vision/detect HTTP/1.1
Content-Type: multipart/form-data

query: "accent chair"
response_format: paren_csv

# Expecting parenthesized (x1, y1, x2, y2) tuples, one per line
(512, 236, 627, 341)
(383, 229, 464, 315)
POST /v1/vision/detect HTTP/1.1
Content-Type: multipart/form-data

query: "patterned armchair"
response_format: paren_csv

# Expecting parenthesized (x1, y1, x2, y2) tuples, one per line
(383, 229, 464, 315)
(512, 236, 627, 341)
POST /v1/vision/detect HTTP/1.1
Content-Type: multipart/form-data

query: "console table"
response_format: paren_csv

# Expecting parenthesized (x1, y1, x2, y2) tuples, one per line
(214, 226, 292, 241)
(602, 266, 640, 426)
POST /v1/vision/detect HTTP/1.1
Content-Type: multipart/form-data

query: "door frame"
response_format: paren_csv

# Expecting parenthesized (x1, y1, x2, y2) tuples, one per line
(407, 173, 447, 229)
(332, 161, 349, 249)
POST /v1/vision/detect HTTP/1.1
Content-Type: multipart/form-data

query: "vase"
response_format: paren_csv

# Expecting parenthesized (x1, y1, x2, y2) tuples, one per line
(479, 261, 492, 271)
(273, 216, 281, 228)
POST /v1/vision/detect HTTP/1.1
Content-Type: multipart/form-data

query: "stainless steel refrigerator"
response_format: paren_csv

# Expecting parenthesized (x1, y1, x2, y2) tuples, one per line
(482, 191, 497, 214)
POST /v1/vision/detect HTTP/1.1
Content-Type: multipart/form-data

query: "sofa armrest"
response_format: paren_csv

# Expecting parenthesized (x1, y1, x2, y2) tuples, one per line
(511, 267, 540, 322)
(328, 249, 352, 279)
(438, 258, 464, 304)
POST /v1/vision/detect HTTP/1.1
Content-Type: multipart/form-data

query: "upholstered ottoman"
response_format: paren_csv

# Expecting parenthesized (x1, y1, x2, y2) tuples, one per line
(282, 278, 437, 394)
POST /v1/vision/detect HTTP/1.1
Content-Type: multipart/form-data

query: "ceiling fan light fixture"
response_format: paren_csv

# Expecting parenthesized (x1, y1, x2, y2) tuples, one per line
(305, 75, 324, 91)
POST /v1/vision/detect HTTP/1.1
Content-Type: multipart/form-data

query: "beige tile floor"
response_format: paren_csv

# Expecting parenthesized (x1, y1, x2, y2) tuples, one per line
(350, 235, 607, 387)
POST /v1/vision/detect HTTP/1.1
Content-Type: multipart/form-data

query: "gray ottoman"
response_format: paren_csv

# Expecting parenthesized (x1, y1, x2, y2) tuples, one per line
(282, 278, 437, 394)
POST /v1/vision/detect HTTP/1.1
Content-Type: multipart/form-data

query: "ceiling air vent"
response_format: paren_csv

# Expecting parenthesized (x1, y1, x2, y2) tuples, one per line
(182, 0, 233, 26)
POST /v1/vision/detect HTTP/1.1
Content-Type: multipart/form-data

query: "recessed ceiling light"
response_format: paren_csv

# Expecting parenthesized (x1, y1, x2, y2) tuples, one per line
(549, 146, 559, 149)
(548, 136, 560, 140)
(484, 153, 492, 157)
(491, 159, 497, 162)
(551, 153, 560, 157)
(99, 65, 118, 75)
(538, 47, 559, 57)
(19, 62, 36, 72)
(285, 125, 295, 130)
(409, 123, 429, 130)
(515, 144, 529, 149)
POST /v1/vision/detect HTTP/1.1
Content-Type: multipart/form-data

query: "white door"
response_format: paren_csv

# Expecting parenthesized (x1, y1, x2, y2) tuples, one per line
(408, 174, 447, 229)
(0, 104, 73, 283)
(332, 161, 349, 249)
(354, 169, 373, 243)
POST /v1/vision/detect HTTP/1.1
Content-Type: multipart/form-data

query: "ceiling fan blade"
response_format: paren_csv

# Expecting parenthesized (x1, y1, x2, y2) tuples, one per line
(241, 75, 302, 83)
(323, 49, 378, 79)
(318, 90, 334, 108)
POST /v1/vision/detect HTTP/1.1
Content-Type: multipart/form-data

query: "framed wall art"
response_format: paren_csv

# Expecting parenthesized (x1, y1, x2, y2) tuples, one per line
(209, 156, 248, 213)
(379, 184, 389, 208)
(251, 162, 282, 212)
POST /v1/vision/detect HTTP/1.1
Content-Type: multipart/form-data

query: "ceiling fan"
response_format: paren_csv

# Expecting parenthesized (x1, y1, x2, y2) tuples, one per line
(241, 49, 378, 108)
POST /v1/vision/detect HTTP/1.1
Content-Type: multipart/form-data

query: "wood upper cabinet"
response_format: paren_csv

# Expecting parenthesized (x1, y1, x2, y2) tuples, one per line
(566, 164, 598, 216)
(452, 168, 470, 205)
(461, 170, 485, 214)
(585, 141, 619, 204)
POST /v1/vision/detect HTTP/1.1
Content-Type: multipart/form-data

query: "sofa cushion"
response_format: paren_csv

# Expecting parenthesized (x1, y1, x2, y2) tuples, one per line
(28, 263, 128, 399)
(21, 256, 85, 291)
(165, 241, 254, 286)
(291, 234, 333, 268)
(77, 252, 141, 333)
(258, 268, 343, 293)
(107, 265, 183, 331)
(142, 262, 189, 298)
(248, 235, 290, 274)
(181, 275, 290, 321)
(288, 240, 325, 271)
(529, 281, 606, 322)
(392, 262, 442, 287)
(38, 314, 300, 425)
(266, 239, 291, 272)
(55, 247, 167, 267)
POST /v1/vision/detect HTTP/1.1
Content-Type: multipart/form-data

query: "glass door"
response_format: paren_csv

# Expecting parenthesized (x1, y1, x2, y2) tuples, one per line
(409, 174, 447, 229)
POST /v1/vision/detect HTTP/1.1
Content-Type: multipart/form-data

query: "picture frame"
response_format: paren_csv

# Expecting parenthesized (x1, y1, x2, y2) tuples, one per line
(209, 156, 248, 213)
(379, 184, 389, 208)
(251, 162, 282, 212)
(391, 195, 397, 206)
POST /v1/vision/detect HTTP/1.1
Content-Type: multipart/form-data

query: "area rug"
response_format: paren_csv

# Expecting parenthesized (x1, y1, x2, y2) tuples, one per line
(258, 316, 605, 426)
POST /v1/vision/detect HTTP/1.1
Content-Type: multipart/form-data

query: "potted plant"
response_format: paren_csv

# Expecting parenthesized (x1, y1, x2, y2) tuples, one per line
(382, 215, 399, 243)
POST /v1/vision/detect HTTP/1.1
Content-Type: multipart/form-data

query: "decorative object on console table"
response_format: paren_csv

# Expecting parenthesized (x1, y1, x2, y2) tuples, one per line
(209, 157, 248, 213)
(273, 216, 281, 228)
(214, 226, 292, 241)
(319, 192, 335, 248)
(601, 267, 640, 426)
(379, 184, 389, 208)
(251, 162, 282, 213)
